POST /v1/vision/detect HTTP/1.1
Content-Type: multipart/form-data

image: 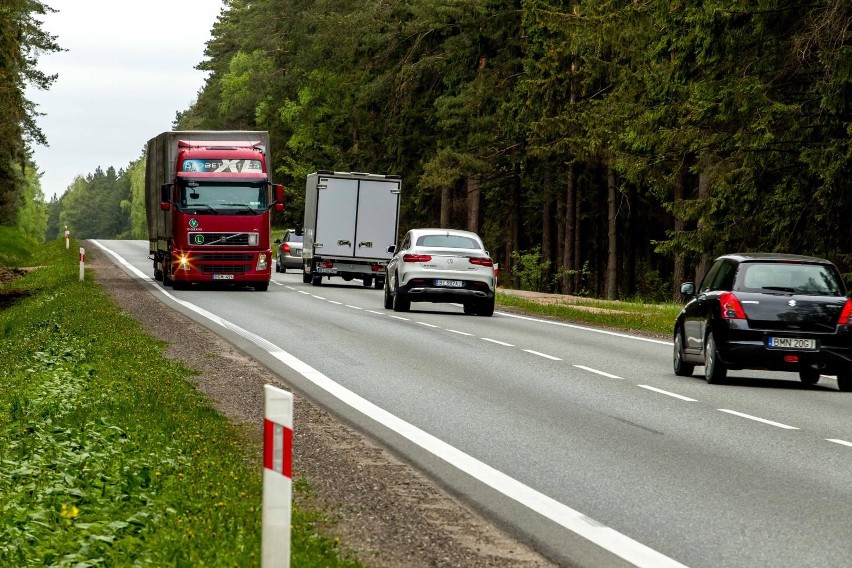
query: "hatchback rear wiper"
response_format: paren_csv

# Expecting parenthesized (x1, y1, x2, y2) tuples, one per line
(761, 286, 796, 293)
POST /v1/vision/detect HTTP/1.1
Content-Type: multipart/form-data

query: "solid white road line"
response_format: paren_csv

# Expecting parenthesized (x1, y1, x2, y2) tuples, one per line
(497, 311, 671, 345)
(826, 439, 852, 448)
(637, 385, 697, 402)
(718, 409, 799, 430)
(94, 240, 689, 568)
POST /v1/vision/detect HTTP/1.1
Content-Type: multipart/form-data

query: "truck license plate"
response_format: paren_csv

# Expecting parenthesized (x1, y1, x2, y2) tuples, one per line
(435, 279, 463, 288)
(767, 337, 816, 350)
(212, 274, 234, 280)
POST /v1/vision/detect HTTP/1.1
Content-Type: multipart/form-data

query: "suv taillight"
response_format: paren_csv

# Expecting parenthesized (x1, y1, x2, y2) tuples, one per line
(283, 243, 291, 253)
(468, 257, 494, 267)
(403, 254, 432, 263)
(719, 292, 746, 319)
(838, 299, 852, 325)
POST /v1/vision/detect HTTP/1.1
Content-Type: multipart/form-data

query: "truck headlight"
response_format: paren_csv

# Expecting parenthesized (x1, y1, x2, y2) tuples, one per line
(257, 253, 268, 271)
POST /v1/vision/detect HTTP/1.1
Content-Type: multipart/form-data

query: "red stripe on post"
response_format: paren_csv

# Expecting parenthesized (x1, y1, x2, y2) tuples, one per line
(263, 418, 274, 470)
(283, 426, 292, 479)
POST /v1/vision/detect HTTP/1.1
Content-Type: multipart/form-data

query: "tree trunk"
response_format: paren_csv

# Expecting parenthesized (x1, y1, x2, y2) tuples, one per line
(562, 162, 576, 294)
(606, 167, 618, 300)
(672, 165, 686, 302)
(542, 169, 553, 291)
(466, 176, 480, 234)
(695, 154, 716, 285)
(440, 185, 451, 228)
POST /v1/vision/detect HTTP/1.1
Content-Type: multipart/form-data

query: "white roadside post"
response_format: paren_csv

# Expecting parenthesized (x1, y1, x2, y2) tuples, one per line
(65, 226, 70, 249)
(79, 247, 85, 281)
(262, 385, 293, 568)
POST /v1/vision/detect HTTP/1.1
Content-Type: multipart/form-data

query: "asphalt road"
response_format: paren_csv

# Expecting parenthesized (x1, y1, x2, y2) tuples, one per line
(96, 240, 852, 568)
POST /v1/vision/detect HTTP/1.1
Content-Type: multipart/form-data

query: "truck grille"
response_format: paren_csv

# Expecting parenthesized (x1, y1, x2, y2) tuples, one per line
(195, 253, 254, 261)
(198, 264, 250, 274)
(188, 233, 253, 246)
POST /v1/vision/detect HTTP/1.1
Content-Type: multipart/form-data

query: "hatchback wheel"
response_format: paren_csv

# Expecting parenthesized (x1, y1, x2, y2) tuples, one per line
(704, 332, 727, 384)
(673, 330, 694, 377)
(798, 368, 821, 385)
(837, 369, 852, 392)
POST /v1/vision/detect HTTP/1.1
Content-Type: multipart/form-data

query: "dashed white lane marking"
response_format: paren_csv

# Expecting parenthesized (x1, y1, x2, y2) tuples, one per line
(272, 280, 284, 286)
(389, 315, 409, 321)
(524, 350, 562, 361)
(637, 385, 697, 402)
(298, 290, 310, 295)
(574, 365, 623, 379)
(417, 322, 439, 328)
(482, 338, 515, 347)
(312, 295, 326, 300)
(718, 409, 799, 430)
(827, 439, 852, 448)
(346, 305, 363, 310)
(328, 301, 342, 305)
(447, 329, 473, 336)
(365, 310, 384, 315)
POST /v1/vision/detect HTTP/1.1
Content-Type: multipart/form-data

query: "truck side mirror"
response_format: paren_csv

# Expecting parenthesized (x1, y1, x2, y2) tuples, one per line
(160, 183, 171, 211)
(680, 282, 695, 297)
(274, 184, 285, 212)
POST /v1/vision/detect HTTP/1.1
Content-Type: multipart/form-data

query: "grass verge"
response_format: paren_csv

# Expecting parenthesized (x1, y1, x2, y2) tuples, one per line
(0, 234, 362, 567)
(496, 291, 681, 336)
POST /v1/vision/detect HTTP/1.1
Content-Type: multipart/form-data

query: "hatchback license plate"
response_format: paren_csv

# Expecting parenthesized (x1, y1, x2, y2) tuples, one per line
(767, 337, 816, 350)
(435, 279, 463, 288)
(212, 274, 234, 280)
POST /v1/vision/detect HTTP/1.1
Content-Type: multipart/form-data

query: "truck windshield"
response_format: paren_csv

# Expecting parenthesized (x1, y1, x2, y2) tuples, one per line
(178, 183, 267, 214)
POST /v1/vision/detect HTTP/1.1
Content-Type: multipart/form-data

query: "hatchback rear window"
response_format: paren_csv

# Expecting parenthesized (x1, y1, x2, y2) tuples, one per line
(416, 235, 480, 249)
(737, 262, 844, 296)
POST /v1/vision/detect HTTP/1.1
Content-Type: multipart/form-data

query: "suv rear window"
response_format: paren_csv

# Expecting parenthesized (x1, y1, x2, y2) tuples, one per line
(737, 262, 845, 296)
(285, 233, 304, 243)
(416, 235, 480, 249)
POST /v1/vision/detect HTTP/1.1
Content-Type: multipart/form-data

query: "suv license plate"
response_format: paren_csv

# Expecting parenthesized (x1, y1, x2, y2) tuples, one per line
(212, 274, 234, 280)
(435, 279, 463, 288)
(768, 337, 816, 350)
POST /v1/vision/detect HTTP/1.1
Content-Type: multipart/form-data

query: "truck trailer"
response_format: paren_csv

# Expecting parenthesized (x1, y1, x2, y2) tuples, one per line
(302, 171, 401, 288)
(145, 131, 284, 291)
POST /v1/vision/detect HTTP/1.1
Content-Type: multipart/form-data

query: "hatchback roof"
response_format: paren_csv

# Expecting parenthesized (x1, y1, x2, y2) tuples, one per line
(717, 252, 833, 264)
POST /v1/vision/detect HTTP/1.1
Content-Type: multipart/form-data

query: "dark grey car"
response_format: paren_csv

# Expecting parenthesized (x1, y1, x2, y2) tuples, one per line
(275, 230, 304, 273)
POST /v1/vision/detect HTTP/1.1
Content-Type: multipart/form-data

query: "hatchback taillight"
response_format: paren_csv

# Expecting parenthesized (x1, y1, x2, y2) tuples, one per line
(838, 299, 852, 325)
(468, 257, 494, 267)
(719, 292, 746, 319)
(403, 254, 432, 263)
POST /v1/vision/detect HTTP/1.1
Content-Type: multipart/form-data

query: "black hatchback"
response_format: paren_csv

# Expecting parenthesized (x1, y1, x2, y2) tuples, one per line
(673, 253, 852, 390)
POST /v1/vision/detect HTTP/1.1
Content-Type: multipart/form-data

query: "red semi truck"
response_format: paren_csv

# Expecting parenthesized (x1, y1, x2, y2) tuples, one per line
(145, 131, 284, 291)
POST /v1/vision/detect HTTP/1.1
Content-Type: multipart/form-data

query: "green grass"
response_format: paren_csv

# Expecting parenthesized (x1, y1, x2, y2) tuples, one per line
(0, 234, 363, 567)
(0, 225, 37, 267)
(496, 291, 681, 336)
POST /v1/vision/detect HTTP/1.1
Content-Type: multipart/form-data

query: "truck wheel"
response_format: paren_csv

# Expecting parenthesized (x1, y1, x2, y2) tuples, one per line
(163, 256, 173, 286)
(362, 277, 373, 288)
(255, 282, 269, 292)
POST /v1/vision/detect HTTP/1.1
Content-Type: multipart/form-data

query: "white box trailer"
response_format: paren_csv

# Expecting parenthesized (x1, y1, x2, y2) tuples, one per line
(302, 171, 401, 288)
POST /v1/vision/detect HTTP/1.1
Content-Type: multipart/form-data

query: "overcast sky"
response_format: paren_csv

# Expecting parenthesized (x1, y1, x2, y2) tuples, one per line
(27, 1, 225, 201)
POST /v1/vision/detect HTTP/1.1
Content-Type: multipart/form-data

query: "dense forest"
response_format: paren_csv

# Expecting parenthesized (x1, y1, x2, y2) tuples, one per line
(4, 1, 850, 300)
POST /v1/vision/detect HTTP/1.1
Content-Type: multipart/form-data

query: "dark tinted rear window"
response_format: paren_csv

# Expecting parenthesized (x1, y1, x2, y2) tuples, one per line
(736, 262, 845, 296)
